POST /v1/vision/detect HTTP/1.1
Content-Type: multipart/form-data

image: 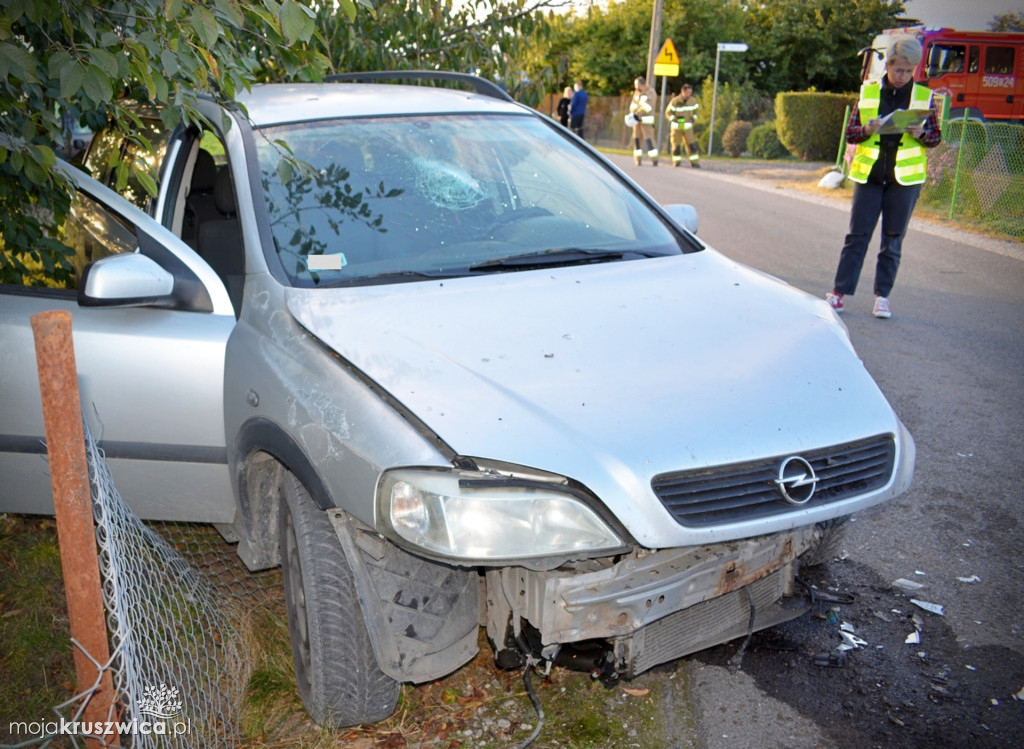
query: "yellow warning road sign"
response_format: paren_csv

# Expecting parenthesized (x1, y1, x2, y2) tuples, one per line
(653, 38, 680, 78)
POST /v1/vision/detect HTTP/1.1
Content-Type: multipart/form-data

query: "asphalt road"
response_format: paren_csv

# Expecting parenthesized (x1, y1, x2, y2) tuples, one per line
(611, 155, 1024, 748)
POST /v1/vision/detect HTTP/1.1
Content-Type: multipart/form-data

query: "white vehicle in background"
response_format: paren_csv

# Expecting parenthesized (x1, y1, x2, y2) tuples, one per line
(0, 72, 914, 727)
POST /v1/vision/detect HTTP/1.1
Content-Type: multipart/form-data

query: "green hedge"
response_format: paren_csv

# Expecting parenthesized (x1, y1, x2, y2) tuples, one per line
(747, 120, 789, 160)
(775, 91, 856, 161)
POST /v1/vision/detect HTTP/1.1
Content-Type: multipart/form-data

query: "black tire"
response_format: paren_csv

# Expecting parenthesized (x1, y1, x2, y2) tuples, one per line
(800, 516, 850, 568)
(279, 472, 399, 726)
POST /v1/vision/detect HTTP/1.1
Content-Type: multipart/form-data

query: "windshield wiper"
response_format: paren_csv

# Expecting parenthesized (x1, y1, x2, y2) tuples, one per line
(469, 248, 638, 271)
(318, 269, 462, 287)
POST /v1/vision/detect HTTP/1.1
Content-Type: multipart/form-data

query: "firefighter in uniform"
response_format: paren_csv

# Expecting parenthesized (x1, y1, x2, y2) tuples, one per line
(628, 76, 658, 166)
(665, 83, 700, 167)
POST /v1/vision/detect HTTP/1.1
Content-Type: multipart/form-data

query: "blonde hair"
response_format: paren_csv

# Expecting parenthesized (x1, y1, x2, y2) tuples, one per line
(564, 86, 573, 98)
(886, 36, 923, 66)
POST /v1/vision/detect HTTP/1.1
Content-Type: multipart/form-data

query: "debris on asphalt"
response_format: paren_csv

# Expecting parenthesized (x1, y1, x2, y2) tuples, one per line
(1013, 686, 1024, 701)
(905, 631, 921, 644)
(911, 599, 946, 616)
(838, 630, 868, 651)
(957, 575, 981, 583)
(893, 578, 925, 591)
(813, 651, 847, 667)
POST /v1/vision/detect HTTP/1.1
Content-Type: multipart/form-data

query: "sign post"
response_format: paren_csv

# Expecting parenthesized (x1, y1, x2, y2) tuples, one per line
(653, 39, 680, 159)
(708, 41, 748, 157)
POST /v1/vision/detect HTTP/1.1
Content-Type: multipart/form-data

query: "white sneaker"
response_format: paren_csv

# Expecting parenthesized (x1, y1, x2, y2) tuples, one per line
(873, 296, 892, 319)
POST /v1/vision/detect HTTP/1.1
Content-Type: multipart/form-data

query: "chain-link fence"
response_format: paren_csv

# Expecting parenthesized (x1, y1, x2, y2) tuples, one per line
(919, 117, 1024, 240)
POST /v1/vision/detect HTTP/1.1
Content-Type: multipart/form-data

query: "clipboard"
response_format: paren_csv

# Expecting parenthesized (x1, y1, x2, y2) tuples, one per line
(875, 108, 931, 135)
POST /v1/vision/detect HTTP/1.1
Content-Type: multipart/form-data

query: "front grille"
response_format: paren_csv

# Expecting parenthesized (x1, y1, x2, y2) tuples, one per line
(651, 434, 895, 527)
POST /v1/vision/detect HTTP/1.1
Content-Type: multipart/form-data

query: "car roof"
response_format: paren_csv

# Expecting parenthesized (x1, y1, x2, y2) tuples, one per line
(235, 82, 529, 127)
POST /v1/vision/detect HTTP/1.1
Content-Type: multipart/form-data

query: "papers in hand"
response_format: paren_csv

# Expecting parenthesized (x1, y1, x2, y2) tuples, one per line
(875, 108, 931, 135)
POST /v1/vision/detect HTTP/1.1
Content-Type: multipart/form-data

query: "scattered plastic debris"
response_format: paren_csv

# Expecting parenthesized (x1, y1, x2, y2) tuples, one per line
(893, 578, 925, 591)
(911, 599, 946, 616)
(957, 575, 982, 583)
(840, 621, 857, 634)
(966, 665, 977, 671)
(905, 631, 921, 644)
(1013, 686, 1024, 701)
(991, 698, 1000, 706)
(837, 631, 868, 651)
(915, 570, 927, 576)
(813, 652, 847, 667)
(874, 610, 892, 623)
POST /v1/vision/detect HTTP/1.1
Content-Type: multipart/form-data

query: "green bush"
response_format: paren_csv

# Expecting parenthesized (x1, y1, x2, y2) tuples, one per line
(722, 120, 754, 157)
(747, 120, 789, 160)
(775, 91, 856, 161)
(698, 119, 729, 156)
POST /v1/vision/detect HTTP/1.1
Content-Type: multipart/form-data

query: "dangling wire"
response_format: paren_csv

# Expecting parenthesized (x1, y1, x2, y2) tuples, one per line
(515, 656, 546, 749)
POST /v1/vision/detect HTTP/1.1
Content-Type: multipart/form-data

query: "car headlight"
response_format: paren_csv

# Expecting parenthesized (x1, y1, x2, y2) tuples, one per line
(377, 467, 624, 562)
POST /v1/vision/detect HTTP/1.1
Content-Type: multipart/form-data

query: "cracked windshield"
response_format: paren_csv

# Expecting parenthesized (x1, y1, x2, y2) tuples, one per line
(256, 114, 683, 286)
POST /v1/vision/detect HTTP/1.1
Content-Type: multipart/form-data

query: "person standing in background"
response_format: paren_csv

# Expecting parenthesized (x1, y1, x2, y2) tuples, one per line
(665, 83, 701, 168)
(569, 80, 588, 139)
(825, 35, 940, 319)
(557, 86, 571, 128)
(628, 76, 658, 166)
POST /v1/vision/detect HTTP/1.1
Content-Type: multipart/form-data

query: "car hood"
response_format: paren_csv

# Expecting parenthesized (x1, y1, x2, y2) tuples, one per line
(286, 251, 905, 547)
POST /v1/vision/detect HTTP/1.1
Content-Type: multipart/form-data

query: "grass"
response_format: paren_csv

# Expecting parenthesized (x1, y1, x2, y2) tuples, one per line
(0, 513, 690, 747)
(0, 515, 76, 735)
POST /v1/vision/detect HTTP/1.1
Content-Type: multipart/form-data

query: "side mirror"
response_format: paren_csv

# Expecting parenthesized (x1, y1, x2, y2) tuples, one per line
(78, 253, 175, 307)
(663, 203, 699, 235)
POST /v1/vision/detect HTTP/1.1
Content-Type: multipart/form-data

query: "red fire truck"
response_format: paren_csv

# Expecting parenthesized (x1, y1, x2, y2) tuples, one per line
(863, 27, 1024, 121)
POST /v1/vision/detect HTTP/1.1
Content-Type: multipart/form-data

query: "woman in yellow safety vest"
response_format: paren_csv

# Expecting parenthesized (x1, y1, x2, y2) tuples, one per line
(825, 35, 940, 319)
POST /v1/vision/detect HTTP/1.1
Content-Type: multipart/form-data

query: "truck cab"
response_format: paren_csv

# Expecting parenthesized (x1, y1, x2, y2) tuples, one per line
(865, 27, 1024, 121)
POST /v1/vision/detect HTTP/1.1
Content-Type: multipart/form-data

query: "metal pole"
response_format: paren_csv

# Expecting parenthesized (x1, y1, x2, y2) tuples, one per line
(645, 0, 663, 88)
(709, 45, 722, 157)
(658, 75, 668, 158)
(834, 105, 851, 170)
(949, 115, 968, 221)
(31, 310, 119, 749)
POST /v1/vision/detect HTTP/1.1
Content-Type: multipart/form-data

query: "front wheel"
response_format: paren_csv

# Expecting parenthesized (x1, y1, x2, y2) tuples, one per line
(279, 472, 399, 726)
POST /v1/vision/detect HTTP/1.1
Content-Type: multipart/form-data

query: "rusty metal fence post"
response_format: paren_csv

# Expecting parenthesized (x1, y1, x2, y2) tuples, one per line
(31, 309, 119, 748)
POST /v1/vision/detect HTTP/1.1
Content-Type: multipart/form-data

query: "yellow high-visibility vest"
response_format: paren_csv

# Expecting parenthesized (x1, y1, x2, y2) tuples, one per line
(849, 81, 932, 185)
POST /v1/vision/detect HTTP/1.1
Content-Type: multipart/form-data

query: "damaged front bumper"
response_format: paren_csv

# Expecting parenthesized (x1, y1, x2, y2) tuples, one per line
(487, 526, 817, 678)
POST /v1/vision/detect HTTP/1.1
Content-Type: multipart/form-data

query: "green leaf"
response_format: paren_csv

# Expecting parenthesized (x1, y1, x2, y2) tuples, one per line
(135, 168, 159, 198)
(279, 1, 315, 45)
(82, 63, 114, 104)
(212, 0, 245, 28)
(90, 47, 120, 78)
(337, 0, 357, 21)
(160, 48, 179, 76)
(163, 0, 185, 20)
(190, 6, 220, 49)
(0, 41, 41, 84)
(58, 61, 85, 99)
(30, 144, 57, 167)
(276, 159, 294, 185)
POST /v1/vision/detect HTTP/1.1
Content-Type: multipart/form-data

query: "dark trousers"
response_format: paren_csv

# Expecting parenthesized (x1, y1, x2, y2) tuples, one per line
(833, 179, 922, 297)
(570, 115, 584, 139)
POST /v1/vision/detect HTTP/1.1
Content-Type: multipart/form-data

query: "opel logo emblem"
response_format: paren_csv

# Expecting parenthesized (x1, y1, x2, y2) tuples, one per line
(775, 456, 818, 505)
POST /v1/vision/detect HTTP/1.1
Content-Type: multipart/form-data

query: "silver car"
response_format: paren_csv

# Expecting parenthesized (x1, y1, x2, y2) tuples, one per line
(0, 73, 914, 727)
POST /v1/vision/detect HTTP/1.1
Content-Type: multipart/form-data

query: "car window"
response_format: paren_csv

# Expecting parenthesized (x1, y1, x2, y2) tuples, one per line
(255, 114, 685, 287)
(81, 115, 168, 211)
(62, 188, 140, 283)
